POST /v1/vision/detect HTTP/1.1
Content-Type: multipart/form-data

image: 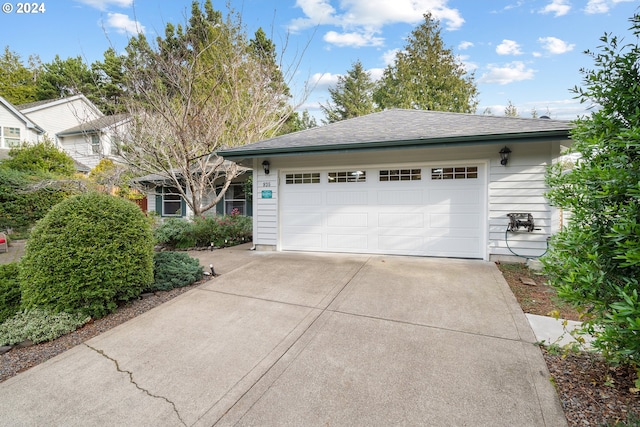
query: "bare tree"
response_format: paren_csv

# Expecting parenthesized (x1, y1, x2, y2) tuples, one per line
(116, 1, 303, 217)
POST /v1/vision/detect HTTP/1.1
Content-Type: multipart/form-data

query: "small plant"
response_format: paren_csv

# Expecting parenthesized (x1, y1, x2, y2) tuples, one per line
(0, 308, 90, 346)
(0, 263, 21, 324)
(148, 251, 204, 292)
(154, 218, 194, 248)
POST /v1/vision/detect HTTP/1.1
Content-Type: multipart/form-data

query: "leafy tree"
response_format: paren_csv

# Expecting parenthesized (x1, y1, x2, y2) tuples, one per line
(118, 0, 298, 217)
(279, 109, 318, 134)
(321, 60, 377, 123)
(90, 48, 126, 114)
(373, 13, 478, 113)
(2, 138, 76, 177)
(0, 46, 38, 104)
(36, 55, 95, 100)
(543, 13, 640, 369)
(504, 100, 519, 117)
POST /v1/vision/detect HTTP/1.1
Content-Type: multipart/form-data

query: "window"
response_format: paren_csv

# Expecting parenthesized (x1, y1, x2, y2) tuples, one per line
(224, 183, 247, 215)
(3, 127, 20, 148)
(285, 172, 320, 184)
(431, 166, 478, 180)
(162, 187, 182, 216)
(379, 169, 421, 181)
(91, 134, 101, 154)
(328, 170, 366, 183)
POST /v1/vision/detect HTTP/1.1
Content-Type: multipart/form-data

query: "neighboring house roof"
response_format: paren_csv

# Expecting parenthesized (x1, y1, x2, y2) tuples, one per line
(0, 96, 45, 133)
(16, 94, 104, 118)
(218, 109, 573, 159)
(57, 114, 129, 136)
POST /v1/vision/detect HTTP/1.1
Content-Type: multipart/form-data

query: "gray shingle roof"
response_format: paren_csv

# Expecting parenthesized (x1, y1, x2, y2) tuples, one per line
(218, 109, 572, 159)
(57, 114, 129, 136)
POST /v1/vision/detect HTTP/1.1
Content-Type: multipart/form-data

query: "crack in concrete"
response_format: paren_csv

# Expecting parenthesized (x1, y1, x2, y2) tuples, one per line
(85, 344, 186, 426)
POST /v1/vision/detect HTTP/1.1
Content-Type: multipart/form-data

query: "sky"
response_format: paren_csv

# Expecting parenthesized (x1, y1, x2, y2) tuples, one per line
(0, 0, 638, 122)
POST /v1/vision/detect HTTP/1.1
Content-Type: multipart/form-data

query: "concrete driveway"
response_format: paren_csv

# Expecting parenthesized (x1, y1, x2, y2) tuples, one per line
(0, 246, 566, 426)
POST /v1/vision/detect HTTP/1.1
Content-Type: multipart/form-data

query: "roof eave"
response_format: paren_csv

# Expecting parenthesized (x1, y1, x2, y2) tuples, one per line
(217, 129, 571, 161)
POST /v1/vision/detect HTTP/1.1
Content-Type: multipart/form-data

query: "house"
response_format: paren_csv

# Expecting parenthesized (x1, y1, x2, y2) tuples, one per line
(217, 109, 573, 261)
(0, 96, 45, 156)
(15, 95, 116, 170)
(135, 166, 253, 219)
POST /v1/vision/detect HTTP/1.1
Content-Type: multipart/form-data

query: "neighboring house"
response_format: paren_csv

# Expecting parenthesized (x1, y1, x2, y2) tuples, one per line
(55, 114, 129, 170)
(218, 109, 573, 261)
(0, 96, 45, 158)
(136, 168, 252, 219)
(15, 95, 115, 170)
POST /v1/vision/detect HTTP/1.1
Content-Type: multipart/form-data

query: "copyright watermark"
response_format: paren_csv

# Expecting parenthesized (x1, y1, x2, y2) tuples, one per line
(2, 3, 46, 14)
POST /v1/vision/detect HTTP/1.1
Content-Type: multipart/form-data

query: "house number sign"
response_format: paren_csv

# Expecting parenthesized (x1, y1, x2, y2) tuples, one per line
(261, 190, 273, 199)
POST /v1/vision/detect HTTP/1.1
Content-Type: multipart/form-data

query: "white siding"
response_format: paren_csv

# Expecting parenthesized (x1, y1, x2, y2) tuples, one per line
(22, 97, 103, 145)
(251, 140, 562, 260)
(0, 107, 40, 148)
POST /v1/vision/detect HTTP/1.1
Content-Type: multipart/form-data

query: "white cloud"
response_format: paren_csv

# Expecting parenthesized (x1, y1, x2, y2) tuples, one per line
(479, 61, 535, 85)
(323, 31, 384, 47)
(75, 0, 132, 10)
(540, 0, 571, 17)
(538, 36, 575, 54)
(105, 12, 145, 35)
(290, 0, 465, 43)
(496, 39, 522, 55)
(585, 0, 634, 14)
(369, 67, 385, 80)
(458, 41, 474, 50)
(382, 48, 400, 66)
(309, 72, 342, 89)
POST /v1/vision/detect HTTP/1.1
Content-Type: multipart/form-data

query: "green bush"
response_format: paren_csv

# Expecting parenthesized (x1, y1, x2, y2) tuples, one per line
(154, 218, 194, 248)
(148, 252, 204, 292)
(19, 192, 154, 319)
(154, 214, 252, 249)
(0, 263, 21, 324)
(0, 308, 90, 346)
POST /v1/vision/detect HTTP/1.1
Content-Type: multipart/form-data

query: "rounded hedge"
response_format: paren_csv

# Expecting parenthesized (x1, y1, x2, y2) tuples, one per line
(19, 192, 154, 318)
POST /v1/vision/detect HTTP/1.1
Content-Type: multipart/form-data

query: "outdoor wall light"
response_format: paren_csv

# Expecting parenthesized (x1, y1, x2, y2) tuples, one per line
(499, 146, 511, 166)
(262, 160, 270, 175)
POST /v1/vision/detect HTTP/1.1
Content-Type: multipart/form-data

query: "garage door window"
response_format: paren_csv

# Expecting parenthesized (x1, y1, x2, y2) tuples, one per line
(431, 166, 478, 180)
(285, 173, 320, 184)
(379, 169, 421, 181)
(328, 171, 366, 183)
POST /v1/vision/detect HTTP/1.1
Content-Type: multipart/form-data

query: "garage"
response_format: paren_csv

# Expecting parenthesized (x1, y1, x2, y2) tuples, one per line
(279, 163, 486, 258)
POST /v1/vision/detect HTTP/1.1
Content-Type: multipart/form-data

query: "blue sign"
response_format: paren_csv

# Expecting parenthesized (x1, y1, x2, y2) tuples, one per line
(261, 190, 273, 199)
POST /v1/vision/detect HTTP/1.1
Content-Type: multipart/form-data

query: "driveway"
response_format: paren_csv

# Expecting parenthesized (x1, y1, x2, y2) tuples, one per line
(0, 246, 566, 426)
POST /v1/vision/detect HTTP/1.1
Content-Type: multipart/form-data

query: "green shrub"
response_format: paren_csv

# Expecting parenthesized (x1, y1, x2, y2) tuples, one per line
(154, 218, 194, 248)
(19, 192, 154, 319)
(0, 263, 21, 324)
(148, 252, 204, 292)
(0, 308, 90, 346)
(153, 214, 252, 250)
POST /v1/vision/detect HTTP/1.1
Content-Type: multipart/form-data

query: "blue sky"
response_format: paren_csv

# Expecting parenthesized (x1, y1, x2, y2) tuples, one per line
(0, 0, 638, 121)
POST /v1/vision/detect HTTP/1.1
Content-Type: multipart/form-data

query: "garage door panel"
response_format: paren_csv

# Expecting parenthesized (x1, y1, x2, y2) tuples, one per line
(378, 235, 423, 252)
(281, 212, 322, 227)
(378, 213, 424, 228)
(327, 191, 368, 205)
(282, 233, 323, 249)
(377, 190, 423, 205)
(426, 237, 481, 255)
(327, 234, 368, 250)
(429, 188, 481, 204)
(281, 192, 322, 207)
(327, 213, 368, 227)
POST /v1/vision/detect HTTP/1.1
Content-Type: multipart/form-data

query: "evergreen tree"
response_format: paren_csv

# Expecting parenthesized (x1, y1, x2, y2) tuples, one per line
(36, 55, 95, 100)
(321, 60, 377, 123)
(504, 100, 519, 117)
(0, 47, 38, 104)
(374, 13, 478, 113)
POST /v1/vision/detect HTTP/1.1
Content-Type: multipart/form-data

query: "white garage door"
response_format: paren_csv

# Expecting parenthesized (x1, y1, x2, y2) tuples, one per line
(279, 165, 486, 258)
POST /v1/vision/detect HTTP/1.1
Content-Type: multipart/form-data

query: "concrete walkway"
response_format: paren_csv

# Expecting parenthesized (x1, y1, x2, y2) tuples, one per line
(0, 246, 567, 426)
